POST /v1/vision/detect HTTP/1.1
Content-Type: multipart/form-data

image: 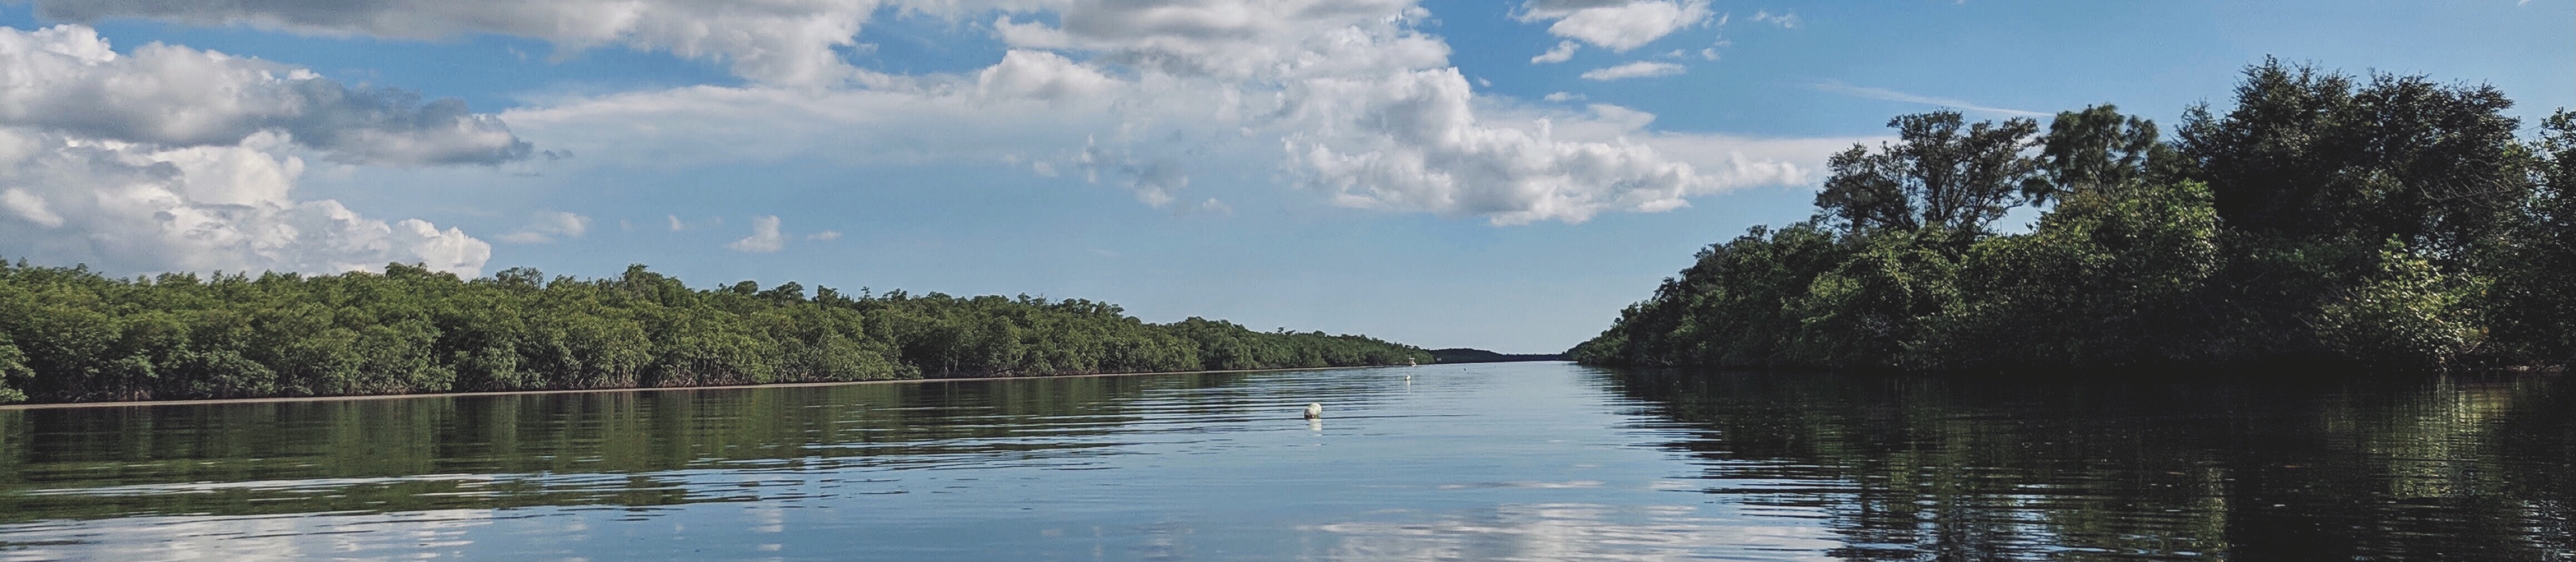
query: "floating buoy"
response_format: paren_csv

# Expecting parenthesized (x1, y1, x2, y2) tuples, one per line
(1303, 402, 1323, 419)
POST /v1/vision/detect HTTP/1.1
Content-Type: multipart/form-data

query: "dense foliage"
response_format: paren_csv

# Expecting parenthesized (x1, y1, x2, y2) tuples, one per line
(0, 263, 1430, 404)
(1574, 60, 2576, 372)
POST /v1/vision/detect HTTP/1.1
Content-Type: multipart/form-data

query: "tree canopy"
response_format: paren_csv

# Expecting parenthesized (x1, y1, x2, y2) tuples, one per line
(0, 262, 1430, 404)
(1575, 59, 2573, 373)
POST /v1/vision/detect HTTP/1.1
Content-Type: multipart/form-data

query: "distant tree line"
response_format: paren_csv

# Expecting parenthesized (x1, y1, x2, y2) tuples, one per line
(1574, 59, 2576, 372)
(0, 262, 1430, 404)
(1427, 348, 1565, 364)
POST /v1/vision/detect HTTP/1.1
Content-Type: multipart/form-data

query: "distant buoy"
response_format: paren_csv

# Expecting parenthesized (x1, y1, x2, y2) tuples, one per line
(1303, 402, 1323, 419)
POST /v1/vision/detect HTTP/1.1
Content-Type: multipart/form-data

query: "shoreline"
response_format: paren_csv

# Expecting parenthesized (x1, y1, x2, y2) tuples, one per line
(0, 364, 1411, 411)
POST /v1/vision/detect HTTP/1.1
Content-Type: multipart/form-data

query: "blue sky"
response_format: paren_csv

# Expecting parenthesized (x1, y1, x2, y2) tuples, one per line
(0, 1, 2564, 353)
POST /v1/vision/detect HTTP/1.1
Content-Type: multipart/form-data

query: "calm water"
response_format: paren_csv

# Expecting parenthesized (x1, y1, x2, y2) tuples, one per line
(0, 362, 2568, 561)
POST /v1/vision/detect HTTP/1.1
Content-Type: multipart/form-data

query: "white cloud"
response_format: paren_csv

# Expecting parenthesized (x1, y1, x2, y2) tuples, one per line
(986, 0, 1451, 82)
(805, 230, 841, 241)
(1283, 69, 1728, 224)
(427, 1, 1846, 225)
(0, 25, 530, 165)
(28, 1, 884, 87)
(0, 24, 498, 276)
(1751, 10, 1800, 28)
(1194, 198, 1232, 216)
(728, 215, 787, 253)
(1542, 92, 1586, 102)
(1531, 41, 1580, 64)
(1517, 1, 1714, 52)
(1, 187, 63, 227)
(1580, 61, 1685, 81)
(0, 129, 489, 276)
(977, 49, 1119, 103)
(1811, 81, 2047, 117)
(498, 211, 589, 243)
(506, 81, 1132, 168)
(1127, 163, 1186, 208)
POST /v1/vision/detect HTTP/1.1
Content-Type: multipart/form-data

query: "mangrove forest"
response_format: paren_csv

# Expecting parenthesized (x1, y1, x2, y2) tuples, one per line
(1575, 59, 2576, 373)
(0, 262, 1431, 404)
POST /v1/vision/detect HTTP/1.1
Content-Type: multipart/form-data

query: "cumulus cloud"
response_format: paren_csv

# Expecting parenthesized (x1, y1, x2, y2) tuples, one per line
(1287, 69, 1703, 224)
(0, 25, 499, 276)
(1580, 61, 1685, 81)
(0, 25, 531, 165)
(366, 1, 1839, 225)
(26, 0, 882, 87)
(728, 215, 787, 253)
(977, 49, 1120, 102)
(0, 130, 490, 276)
(1516, 0, 1714, 52)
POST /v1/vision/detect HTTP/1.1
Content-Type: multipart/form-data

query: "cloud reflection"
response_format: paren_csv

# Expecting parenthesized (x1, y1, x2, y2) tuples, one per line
(0, 509, 495, 562)
(1306, 503, 1837, 561)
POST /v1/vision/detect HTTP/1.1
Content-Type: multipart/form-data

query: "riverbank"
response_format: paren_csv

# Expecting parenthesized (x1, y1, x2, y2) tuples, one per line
(0, 261, 1435, 405)
(0, 364, 1407, 411)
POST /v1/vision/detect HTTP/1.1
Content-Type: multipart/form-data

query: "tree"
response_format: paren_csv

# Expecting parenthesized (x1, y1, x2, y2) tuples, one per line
(0, 260, 1431, 404)
(2175, 58, 2526, 258)
(2485, 110, 2576, 364)
(2029, 104, 2170, 203)
(1577, 59, 2568, 374)
(1816, 111, 2042, 236)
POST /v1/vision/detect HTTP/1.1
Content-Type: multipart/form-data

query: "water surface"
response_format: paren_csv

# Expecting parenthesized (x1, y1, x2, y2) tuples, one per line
(0, 363, 2567, 560)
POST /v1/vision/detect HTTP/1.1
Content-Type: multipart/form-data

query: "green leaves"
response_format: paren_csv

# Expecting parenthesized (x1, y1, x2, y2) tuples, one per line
(0, 337, 28, 404)
(0, 261, 1430, 404)
(1579, 59, 2564, 374)
(2177, 58, 2527, 257)
(1817, 111, 2042, 236)
(2032, 105, 2169, 203)
(2312, 240, 2486, 369)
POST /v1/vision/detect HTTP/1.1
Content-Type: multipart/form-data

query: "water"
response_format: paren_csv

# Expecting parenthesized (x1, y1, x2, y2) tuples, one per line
(0, 363, 2567, 561)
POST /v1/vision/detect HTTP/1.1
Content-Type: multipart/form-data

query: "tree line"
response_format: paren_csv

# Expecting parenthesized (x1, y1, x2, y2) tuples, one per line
(1574, 59, 2576, 372)
(0, 262, 1431, 404)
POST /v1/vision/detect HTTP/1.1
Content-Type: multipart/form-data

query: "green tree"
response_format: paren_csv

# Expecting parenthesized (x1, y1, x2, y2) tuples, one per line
(1576, 59, 2566, 374)
(1816, 111, 2042, 236)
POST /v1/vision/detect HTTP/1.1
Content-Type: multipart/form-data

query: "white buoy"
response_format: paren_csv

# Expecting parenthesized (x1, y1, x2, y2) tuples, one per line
(1303, 402, 1323, 420)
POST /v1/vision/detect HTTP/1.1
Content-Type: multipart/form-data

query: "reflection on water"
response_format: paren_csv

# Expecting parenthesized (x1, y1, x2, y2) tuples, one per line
(1605, 370, 2576, 561)
(0, 364, 2568, 560)
(1309, 503, 1836, 562)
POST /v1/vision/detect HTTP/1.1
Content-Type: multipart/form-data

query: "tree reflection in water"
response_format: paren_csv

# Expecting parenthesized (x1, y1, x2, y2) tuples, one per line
(0, 372, 1264, 523)
(1597, 369, 2576, 561)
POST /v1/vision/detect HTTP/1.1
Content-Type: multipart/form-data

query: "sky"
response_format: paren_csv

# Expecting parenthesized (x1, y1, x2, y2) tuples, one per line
(0, 1, 2564, 354)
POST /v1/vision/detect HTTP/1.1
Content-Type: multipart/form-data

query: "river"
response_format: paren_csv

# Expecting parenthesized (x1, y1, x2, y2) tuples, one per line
(0, 362, 2568, 560)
